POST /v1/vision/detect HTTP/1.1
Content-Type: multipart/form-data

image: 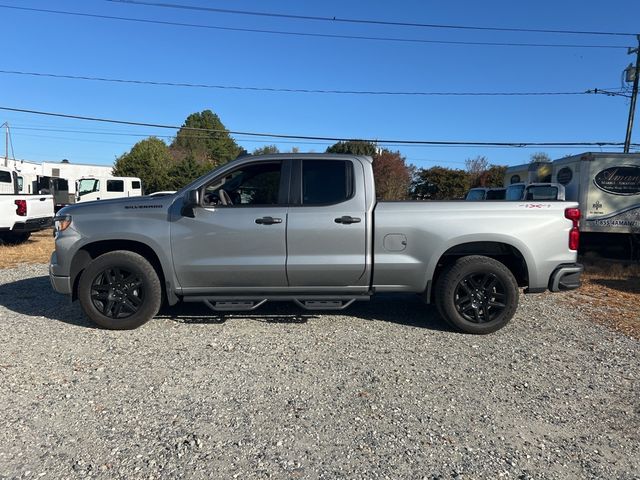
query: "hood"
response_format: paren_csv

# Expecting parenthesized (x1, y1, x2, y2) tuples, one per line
(58, 194, 178, 216)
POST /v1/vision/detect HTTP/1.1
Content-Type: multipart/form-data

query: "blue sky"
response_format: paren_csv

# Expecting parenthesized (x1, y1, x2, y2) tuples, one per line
(1, 0, 639, 169)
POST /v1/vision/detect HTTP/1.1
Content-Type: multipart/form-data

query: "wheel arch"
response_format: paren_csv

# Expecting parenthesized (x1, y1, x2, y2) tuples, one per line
(70, 239, 177, 305)
(426, 241, 530, 303)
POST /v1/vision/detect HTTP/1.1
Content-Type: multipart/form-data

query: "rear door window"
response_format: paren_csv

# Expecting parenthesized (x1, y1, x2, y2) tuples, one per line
(302, 160, 353, 205)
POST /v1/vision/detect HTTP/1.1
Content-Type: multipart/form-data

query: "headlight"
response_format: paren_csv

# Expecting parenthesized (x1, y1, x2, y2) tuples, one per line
(54, 215, 72, 234)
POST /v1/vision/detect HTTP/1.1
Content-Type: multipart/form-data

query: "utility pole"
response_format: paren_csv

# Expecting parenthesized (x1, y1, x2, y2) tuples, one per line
(3, 122, 8, 168)
(624, 35, 640, 153)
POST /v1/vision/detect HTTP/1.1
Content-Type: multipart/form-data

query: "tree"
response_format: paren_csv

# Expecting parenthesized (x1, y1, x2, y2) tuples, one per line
(530, 152, 551, 163)
(171, 110, 242, 165)
(372, 150, 412, 200)
(252, 145, 280, 155)
(168, 155, 213, 190)
(477, 165, 507, 188)
(465, 155, 489, 187)
(412, 166, 470, 200)
(326, 140, 377, 156)
(113, 137, 172, 193)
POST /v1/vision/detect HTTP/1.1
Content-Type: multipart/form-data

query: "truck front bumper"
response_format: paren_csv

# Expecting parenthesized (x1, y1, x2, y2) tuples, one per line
(49, 251, 72, 295)
(548, 263, 583, 292)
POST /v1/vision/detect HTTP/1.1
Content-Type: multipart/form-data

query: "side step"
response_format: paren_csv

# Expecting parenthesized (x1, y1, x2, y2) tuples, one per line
(183, 295, 368, 312)
(203, 299, 267, 312)
(293, 299, 356, 310)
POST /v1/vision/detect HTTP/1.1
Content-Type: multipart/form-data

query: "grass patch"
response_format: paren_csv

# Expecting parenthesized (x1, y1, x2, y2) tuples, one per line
(0, 229, 55, 268)
(563, 255, 640, 339)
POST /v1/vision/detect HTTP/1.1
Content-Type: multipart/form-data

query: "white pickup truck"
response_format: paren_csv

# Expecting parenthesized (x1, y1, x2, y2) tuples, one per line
(1, 166, 54, 243)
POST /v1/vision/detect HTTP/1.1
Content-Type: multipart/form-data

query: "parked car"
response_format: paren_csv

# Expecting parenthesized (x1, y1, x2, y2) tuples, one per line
(50, 154, 583, 334)
(506, 183, 565, 201)
(75, 176, 142, 203)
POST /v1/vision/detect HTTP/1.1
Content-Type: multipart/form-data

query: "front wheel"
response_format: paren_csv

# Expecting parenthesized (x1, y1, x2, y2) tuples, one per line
(435, 255, 519, 334)
(77, 250, 162, 330)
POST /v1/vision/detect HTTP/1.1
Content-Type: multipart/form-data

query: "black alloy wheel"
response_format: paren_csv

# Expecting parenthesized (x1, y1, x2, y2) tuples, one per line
(453, 272, 507, 323)
(90, 267, 144, 319)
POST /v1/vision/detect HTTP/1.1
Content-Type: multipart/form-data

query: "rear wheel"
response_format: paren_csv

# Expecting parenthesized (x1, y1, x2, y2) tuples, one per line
(78, 250, 161, 330)
(435, 255, 519, 334)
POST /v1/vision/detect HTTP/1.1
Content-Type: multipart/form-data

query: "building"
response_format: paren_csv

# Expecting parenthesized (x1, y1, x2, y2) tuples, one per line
(5, 158, 113, 194)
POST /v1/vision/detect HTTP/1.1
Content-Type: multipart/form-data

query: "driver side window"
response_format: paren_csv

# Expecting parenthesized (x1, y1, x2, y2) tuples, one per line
(202, 161, 283, 207)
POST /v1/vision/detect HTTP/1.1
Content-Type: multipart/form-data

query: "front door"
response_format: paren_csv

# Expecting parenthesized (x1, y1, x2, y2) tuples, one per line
(171, 160, 290, 290)
(286, 158, 368, 288)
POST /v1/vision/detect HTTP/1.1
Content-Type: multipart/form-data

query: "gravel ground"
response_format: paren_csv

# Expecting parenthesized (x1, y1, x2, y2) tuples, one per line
(0, 264, 638, 479)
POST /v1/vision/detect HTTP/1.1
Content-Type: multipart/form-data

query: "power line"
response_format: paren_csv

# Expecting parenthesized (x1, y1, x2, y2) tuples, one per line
(0, 4, 630, 49)
(9, 126, 628, 151)
(107, 0, 639, 37)
(0, 69, 618, 97)
(1, 105, 638, 148)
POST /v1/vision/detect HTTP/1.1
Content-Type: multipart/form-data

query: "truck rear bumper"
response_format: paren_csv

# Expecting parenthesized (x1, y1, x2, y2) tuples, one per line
(548, 263, 583, 292)
(13, 217, 53, 232)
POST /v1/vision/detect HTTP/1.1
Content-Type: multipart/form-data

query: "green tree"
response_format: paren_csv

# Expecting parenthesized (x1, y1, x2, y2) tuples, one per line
(169, 155, 214, 190)
(412, 166, 471, 200)
(326, 140, 377, 156)
(171, 110, 242, 165)
(113, 137, 172, 193)
(252, 145, 280, 155)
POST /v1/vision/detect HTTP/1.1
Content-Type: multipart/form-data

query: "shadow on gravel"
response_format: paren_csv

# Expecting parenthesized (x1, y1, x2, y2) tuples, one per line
(592, 277, 640, 294)
(0, 276, 451, 332)
(159, 293, 451, 332)
(0, 275, 94, 328)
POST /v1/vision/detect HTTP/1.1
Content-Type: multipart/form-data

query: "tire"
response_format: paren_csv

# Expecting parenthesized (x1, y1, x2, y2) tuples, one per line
(0, 232, 31, 245)
(434, 255, 519, 334)
(77, 250, 162, 330)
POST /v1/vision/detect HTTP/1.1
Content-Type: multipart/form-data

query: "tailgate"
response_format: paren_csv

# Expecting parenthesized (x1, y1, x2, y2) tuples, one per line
(25, 195, 54, 219)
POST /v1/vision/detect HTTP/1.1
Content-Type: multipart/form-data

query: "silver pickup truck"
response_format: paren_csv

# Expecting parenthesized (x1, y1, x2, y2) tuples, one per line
(50, 154, 583, 334)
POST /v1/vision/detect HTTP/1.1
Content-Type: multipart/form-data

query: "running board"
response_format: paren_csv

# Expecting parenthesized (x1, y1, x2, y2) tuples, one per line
(293, 299, 356, 310)
(183, 295, 368, 312)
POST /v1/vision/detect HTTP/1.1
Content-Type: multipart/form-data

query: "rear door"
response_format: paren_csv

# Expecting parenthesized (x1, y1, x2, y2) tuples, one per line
(286, 158, 368, 288)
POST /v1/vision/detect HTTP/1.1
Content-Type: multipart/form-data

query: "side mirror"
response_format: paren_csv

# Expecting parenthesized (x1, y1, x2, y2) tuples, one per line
(181, 189, 199, 218)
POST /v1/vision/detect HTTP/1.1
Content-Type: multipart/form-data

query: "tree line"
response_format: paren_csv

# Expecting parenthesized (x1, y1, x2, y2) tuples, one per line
(113, 108, 516, 199)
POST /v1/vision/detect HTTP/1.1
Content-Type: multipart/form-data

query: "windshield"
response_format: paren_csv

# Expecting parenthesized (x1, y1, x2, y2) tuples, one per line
(465, 189, 486, 200)
(78, 179, 100, 196)
(506, 185, 525, 201)
(486, 189, 506, 200)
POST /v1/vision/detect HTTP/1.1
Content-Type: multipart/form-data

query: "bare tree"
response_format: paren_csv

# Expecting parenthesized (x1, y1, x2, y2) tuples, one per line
(530, 152, 551, 163)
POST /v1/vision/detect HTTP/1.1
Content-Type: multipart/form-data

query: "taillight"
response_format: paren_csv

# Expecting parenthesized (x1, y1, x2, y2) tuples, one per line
(14, 200, 27, 216)
(565, 207, 580, 250)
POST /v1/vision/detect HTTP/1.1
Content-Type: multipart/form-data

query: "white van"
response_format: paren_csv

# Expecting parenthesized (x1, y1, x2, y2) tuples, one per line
(76, 176, 143, 203)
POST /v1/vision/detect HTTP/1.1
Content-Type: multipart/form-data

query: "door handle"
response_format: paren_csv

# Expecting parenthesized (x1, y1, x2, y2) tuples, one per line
(334, 216, 361, 224)
(255, 216, 283, 225)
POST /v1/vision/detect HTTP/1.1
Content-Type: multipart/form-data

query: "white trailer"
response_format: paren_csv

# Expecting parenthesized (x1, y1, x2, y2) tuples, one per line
(551, 152, 640, 234)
